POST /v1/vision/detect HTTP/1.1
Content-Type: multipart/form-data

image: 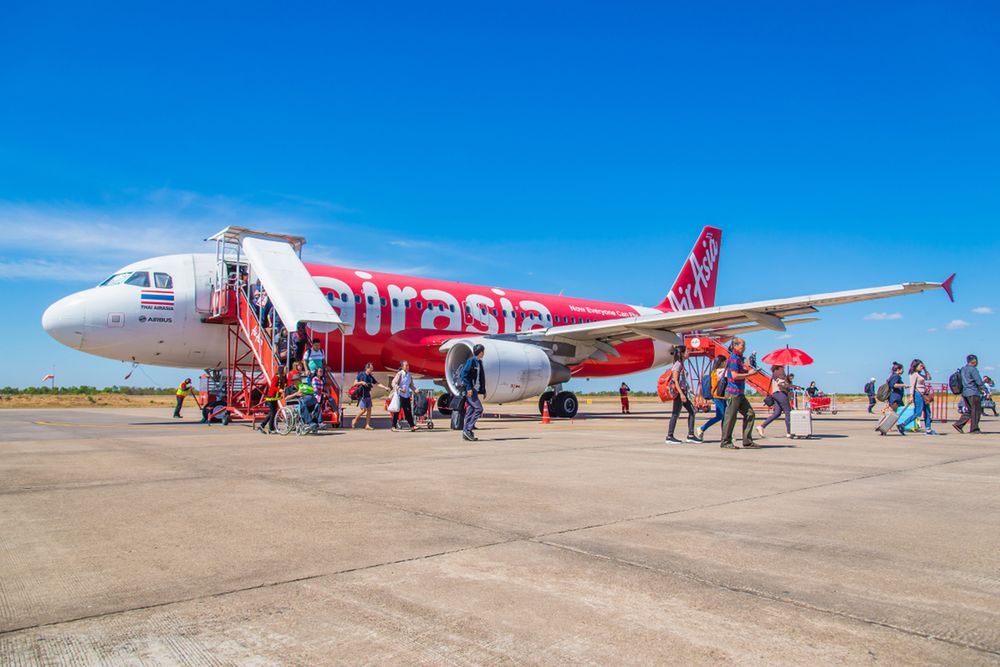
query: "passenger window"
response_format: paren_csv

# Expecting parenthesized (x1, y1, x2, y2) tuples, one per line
(491, 308, 497, 316)
(449, 304, 455, 312)
(546, 314, 551, 321)
(153, 272, 173, 289)
(125, 272, 150, 287)
(380, 297, 387, 306)
(465, 305, 471, 314)
(355, 295, 362, 304)
(367, 296, 374, 305)
(341, 294, 348, 302)
(416, 301, 423, 310)
(439, 304, 445, 311)
(405, 300, 411, 308)
(392, 298, 399, 307)
(502, 309, 508, 317)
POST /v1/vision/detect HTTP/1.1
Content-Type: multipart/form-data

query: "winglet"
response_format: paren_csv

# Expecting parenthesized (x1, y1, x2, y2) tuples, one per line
(941, 273, 956, 302)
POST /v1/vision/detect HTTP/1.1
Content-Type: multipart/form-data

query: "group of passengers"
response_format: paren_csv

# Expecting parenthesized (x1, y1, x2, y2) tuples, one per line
(664, 338, 762, 449)
(873, 354, 990, 436)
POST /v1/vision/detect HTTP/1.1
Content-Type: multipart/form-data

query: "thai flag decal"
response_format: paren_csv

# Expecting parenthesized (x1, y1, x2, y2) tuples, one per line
(140, 289, 174, 307)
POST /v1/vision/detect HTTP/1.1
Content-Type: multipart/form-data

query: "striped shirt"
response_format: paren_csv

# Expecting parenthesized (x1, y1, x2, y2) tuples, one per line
(726, 353, 746, 395)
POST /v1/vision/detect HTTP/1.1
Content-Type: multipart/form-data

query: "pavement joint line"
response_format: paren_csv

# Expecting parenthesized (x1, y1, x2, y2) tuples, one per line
(0, 537, 521, 638)
(532, 539, 1000, 657)
(0, 475, 216, 497)
(532, 451, 1000, 539)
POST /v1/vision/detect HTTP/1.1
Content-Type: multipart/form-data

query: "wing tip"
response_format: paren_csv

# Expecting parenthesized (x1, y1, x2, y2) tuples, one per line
(942, 273, 956, 303)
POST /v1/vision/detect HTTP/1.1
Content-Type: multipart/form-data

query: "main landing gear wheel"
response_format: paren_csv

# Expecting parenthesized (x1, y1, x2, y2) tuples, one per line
(538, 391, 555, 416)
(437, 394, 454, 417)
(551, 391, 579, 419)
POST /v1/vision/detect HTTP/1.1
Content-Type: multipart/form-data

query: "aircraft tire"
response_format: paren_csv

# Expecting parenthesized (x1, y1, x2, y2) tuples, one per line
(538, 391, 555, 415)
(552, 391, 578, 419)
(437, 394, 453, 417)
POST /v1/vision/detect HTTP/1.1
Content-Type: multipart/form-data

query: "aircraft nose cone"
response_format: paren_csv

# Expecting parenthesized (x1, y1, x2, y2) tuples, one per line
(42, 295, 86, 349)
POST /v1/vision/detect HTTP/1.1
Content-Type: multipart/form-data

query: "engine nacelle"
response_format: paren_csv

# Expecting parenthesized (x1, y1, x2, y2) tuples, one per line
(444, 339, 571, 403)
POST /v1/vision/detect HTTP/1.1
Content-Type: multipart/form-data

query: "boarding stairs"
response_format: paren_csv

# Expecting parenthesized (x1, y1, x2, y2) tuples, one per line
(683, 335, 779, 410)
(202, 227, 346, 426)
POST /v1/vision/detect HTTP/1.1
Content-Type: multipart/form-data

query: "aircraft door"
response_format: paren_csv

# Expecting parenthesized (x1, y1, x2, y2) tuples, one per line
(193, 255, 216, 314)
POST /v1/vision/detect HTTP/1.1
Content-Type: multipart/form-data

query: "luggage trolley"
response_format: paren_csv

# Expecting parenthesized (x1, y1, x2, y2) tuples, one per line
(412, 389, 435, 429)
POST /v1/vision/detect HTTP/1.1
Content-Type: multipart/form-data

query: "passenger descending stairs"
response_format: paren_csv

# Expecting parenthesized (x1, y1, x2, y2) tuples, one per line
(204, 227, 347, 425)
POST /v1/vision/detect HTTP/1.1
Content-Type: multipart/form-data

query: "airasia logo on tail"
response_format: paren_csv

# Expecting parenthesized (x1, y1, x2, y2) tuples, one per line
(661, 227, 721, 312)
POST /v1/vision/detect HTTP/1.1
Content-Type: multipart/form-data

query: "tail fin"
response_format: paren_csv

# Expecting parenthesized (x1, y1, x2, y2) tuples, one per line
(656, 226, 722, 312)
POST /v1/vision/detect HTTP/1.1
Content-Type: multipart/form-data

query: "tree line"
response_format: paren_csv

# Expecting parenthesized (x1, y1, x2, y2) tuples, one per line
(1, 386, 176, 396)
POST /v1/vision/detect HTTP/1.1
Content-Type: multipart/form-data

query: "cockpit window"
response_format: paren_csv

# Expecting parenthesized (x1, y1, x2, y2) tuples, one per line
(154, 272, 173, 289)
(124, 272, 151, 287)
(99, 272, 130, 287)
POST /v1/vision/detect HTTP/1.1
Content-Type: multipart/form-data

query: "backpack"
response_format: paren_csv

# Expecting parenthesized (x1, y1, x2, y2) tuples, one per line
(700, 374, 713, 401)
(875, 382, 890, 403)
(657, 368, 679, 402)
(949, 369, 964, 395)
(711, 368, 728, 400)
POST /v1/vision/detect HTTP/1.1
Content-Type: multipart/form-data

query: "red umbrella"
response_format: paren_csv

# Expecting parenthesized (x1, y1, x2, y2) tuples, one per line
(761, 347, 814, 367)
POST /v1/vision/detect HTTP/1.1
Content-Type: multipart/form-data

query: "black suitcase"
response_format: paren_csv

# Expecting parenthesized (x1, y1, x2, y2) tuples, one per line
(450, 396, 467, 430)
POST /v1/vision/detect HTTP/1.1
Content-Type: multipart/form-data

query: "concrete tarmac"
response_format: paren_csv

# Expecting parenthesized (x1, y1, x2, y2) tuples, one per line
(1, 402, 998, 665)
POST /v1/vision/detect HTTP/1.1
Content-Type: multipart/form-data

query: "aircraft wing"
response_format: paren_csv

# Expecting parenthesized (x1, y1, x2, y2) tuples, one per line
(514, 276, 955, 353)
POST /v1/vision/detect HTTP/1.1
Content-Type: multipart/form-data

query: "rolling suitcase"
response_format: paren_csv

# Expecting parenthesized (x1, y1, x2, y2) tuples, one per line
(790, 409, 812, 438)
(875, 411, 899, 435)
(449, 396, 467, 431)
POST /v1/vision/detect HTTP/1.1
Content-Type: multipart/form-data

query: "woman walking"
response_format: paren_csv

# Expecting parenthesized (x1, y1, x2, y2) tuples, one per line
(758, 364, 793, 438)
(695, 355, 728, 440)
(899, 359, 936, 435)
(390, 360, 417, 432)
(666, 347, 701, 444)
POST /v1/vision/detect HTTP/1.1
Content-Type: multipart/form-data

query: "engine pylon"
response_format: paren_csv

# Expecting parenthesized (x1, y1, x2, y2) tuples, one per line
(541, 400, 551, 424)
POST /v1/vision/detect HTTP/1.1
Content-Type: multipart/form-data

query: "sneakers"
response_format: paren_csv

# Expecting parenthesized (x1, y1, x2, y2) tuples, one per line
(742, 441, 762, 449)
(720, 442, 737, 449)
(462, 430, 478, 442)
(665, 436, 683, 444)
(685, 433, 702, 444)
(755, 425, 765, 439)
(897, 426, 906, 435)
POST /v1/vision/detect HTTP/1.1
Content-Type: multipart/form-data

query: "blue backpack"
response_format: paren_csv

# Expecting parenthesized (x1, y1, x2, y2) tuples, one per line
(700, 374, 713, 400)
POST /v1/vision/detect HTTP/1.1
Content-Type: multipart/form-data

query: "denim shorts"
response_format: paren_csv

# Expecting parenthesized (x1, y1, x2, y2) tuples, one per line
(358, 396, 372, 409)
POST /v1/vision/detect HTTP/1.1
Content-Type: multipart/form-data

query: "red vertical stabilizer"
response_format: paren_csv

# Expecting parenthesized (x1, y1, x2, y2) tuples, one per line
(656, 226, 722, 312)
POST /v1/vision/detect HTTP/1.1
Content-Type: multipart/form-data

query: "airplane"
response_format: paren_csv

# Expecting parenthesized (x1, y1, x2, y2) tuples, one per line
(42, 226, 954, 418)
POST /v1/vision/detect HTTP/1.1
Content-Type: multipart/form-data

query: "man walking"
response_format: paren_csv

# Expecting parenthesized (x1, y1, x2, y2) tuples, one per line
(719, 338, 760, 449)
(461, 344, 486, 442)
(864, 377, 877, 413)
(954, 354, 985, 434)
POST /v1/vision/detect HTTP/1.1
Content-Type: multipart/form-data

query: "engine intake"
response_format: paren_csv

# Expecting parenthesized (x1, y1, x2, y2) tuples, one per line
(444, 339, 571, 403)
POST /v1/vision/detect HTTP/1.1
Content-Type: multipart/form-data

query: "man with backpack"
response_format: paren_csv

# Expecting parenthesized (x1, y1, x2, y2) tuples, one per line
(953, 354, 985, 434)
(864, 377, 877, 413)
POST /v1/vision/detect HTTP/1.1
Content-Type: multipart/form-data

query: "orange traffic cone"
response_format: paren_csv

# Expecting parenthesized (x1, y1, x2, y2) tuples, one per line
(541, 400, 551, 424)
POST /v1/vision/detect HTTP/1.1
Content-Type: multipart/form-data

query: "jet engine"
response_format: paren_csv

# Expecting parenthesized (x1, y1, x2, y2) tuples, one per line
(444, 339, 571, 403)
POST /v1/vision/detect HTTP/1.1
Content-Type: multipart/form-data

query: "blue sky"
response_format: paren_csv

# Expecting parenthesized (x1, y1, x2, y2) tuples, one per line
(1, 1, 997, 392)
